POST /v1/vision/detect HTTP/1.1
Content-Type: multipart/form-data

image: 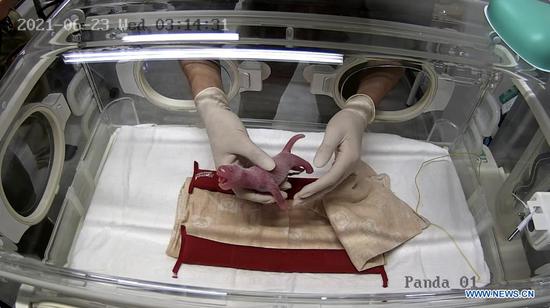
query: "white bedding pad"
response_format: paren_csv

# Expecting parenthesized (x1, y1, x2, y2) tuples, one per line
(68, 125, 490, 293)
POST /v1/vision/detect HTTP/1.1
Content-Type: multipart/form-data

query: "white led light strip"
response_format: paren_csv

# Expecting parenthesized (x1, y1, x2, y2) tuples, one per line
(63, 48, 343, 64)
(122, 33, 240, 42)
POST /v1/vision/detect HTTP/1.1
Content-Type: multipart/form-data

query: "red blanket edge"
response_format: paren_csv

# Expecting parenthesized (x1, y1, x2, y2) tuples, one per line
(172, 225, 388, 288)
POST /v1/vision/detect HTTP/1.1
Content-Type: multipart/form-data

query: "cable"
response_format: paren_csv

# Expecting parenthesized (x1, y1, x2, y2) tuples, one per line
(513, 152, 550, 196)
(512, 192, 529, 209)
(414, 151, 483, 281)
(415, 152, 482, 212)
(430, 223, 481, 281)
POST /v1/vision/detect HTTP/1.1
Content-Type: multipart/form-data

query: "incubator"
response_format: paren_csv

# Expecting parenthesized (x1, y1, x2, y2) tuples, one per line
(0, 0, 549, 306)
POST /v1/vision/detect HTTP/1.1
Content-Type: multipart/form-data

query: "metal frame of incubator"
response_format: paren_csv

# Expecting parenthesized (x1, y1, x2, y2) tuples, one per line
(0, 1, 549, 306)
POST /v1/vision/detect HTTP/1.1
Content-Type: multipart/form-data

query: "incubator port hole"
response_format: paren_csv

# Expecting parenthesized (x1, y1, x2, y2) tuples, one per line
(1, 112, 54, 217)
(139, 60, 233, 101)
(339, 62, 430, 112)
(124, 60, 239, 112)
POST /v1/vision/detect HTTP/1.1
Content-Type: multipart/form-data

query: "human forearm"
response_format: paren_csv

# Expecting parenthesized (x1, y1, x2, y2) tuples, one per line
(356, 66, 405, 106)
(294, 66, 405, 205)
(0, 0, 18, 20)
(179, 60, 222, 98)
(181, 61, 281, 203)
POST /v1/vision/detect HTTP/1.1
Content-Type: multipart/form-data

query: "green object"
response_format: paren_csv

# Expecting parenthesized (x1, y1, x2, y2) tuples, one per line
(485, 0, 550, 72)
(499, 86, 519, 104)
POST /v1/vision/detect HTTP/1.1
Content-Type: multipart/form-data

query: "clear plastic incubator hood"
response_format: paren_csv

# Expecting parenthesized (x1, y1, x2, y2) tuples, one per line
(0, 0, 549, 307)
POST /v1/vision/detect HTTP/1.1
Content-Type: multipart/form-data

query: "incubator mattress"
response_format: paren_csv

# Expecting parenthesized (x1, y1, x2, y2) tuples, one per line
(68, 125, 490, 293)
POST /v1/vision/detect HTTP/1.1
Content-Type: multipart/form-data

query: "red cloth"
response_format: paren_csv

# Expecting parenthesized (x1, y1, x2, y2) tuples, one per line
(175, 161, 388, 287)
(173, 226, 388, 287)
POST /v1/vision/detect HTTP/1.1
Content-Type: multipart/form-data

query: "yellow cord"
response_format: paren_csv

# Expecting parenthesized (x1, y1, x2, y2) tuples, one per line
(415, 152, 482, 212)
(430, 223, 481, 281)
(414, 151, 483, 281)
(414, 155, 453, 212)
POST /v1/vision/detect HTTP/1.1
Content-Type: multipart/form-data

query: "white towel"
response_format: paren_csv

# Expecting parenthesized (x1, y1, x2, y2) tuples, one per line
(68, 125, 490, 293)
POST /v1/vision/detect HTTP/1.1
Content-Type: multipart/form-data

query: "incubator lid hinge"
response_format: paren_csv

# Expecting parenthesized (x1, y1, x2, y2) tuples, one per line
(238, 61, 271, 92)
(303, 65, 336, 97)
(434, 62, 488, 85)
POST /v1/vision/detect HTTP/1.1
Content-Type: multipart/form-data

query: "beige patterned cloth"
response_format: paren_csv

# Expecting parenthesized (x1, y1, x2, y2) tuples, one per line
(167, 162, 428, 271)
(324, 162, 429, 271)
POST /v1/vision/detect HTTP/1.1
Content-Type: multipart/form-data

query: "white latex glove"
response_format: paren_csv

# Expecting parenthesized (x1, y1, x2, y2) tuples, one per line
(195, 87, 288, 204)
(293, 94, 375, 206)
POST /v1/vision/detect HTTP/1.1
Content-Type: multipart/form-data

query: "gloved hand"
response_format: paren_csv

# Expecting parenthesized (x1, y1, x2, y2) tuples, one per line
(195, 87, 289, 204)
(293, 94, 375, 206)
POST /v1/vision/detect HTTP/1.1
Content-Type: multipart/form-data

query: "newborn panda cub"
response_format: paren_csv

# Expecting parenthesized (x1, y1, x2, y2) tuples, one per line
(216, 134, 313, 209)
